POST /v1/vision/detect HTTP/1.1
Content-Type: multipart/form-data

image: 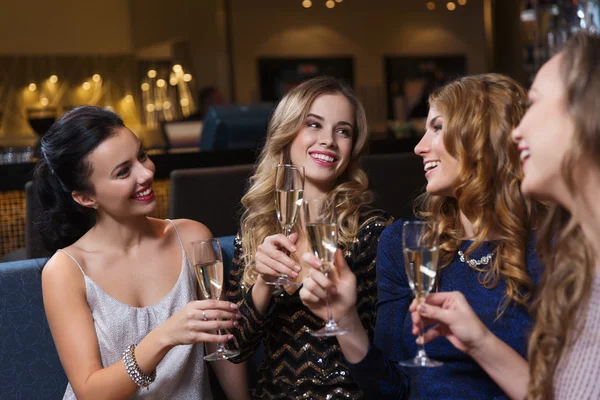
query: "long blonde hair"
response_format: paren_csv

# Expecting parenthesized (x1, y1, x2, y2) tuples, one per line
(526, 32, 600, 400)
(417, 73, 544, 311)
(240, 76, 373, 287)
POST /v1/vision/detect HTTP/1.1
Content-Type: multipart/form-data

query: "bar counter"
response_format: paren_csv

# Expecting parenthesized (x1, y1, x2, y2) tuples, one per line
(0, 136, 419, 192)
(0, 136, 420, 258)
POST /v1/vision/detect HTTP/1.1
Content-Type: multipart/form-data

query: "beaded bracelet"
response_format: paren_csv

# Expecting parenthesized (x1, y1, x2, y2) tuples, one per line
(122, 344, 156, 389)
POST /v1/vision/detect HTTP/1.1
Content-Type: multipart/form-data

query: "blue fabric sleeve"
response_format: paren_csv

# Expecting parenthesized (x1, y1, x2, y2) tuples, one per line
(347, 221, 412, 399)
(526, 232, 544, 286)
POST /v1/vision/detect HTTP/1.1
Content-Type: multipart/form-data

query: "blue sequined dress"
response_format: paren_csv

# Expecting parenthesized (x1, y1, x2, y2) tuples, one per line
(347, 219, 543, 400)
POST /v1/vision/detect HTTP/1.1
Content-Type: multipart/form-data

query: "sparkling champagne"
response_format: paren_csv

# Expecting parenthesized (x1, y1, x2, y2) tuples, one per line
(193, 260, 223, 300)
(276, 189, 303, 230)
(403, 247, 439, 298)
(307, 222, 337, 273)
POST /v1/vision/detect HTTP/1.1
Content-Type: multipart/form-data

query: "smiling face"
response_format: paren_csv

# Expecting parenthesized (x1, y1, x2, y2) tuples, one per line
(288, 93, 354, 198)
(81, 127, 156, 216)
(414, 106, 460, 197)
(512, 54, 576, 206)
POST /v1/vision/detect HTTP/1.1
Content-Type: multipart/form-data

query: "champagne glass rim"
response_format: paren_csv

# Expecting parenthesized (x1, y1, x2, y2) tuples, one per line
(191, 238, 221, 245)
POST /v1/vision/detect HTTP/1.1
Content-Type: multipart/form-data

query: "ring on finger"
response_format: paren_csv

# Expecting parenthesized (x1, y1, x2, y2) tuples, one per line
(202, 309, 207, 321)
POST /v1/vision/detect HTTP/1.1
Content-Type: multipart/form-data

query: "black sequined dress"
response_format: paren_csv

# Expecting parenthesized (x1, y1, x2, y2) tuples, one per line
(226, 208, 393, 400)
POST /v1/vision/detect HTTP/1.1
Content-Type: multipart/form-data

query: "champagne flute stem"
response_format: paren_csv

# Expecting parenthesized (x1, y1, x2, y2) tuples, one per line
(215, 322, 226, 353)
(280, 225, 292, 259)
(325, 271, 334, 324)
(416, 296, 427, 358)
(216, 343, 227, 354)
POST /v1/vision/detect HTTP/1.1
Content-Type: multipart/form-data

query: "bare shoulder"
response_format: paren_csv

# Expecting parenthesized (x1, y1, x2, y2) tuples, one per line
(163, 219, 213, 262)
(42, 249, 85, 288)
(169, 218, 213, 242)
(42, 249, 86, 312)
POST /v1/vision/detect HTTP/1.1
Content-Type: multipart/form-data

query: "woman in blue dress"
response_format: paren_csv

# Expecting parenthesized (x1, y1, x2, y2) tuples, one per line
(406, 32, 600, 400)
(300, 73, 545, 399)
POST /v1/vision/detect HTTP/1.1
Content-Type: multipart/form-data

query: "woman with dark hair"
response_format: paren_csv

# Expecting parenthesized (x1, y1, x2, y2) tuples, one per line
(38, 106, 247, 399)
(406, 32, 600, 400)
(300, 73, 545, 399)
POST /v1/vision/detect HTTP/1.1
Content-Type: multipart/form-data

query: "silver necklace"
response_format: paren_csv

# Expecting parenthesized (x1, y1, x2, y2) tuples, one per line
(458, 250, 493, 268)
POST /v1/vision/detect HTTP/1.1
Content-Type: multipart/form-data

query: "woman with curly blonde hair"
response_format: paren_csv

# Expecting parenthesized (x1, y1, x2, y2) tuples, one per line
(225, 76, 392, 399)
(406, 32, 600, 400)
(300, 73, 545, 399)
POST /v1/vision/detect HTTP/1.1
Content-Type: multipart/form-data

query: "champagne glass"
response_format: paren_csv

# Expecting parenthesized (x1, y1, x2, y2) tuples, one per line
(305, 198, 349, 337)
(239, 221, 254, 297)
(398, 220, 442, 367)
(192, 238, 240, 361)
(265, 164, 304, 287)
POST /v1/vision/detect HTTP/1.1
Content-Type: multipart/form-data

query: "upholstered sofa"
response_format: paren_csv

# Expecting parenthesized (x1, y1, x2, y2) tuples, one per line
(0, 236, 236, 400)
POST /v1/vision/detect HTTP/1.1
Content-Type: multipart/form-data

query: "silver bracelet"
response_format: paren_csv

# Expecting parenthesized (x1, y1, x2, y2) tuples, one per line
(122, 344, 156, 389)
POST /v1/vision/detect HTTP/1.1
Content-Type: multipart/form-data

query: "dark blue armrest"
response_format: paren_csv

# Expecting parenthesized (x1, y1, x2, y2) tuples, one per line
(0, 258, 67, 400)
(218, 235, 236, 291)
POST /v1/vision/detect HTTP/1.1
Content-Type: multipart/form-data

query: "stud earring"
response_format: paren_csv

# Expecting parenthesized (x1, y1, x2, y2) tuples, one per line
(93, 204, 98, 210)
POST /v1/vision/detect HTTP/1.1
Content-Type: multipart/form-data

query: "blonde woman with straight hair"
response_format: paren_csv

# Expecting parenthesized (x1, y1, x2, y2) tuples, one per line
(404, 32, 600, 400)
(300, 73, 546, 399)
(225, 76, 392, 400)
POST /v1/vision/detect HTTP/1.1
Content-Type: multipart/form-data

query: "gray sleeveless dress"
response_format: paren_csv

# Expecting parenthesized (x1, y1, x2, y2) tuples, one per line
(61, 220, 213, 399)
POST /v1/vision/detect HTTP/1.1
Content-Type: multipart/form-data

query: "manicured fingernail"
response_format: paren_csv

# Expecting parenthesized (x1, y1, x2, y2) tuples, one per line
(228, 334, 234, 340)
(291, 246, 297, 252)
(233, 321, 239, 326)
(236, 312, 242, 318)
(295, 264, 301, 272)
(416, 337, 424, 345)
(292, 272, 299, 278)
(230, 303, 239, 310)
(418, 305, 428, 313)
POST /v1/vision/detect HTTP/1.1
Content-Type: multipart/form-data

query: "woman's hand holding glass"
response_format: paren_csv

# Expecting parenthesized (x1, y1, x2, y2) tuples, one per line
(302, 198, 349, 336)
(300, 249, 357, 325)
(192, 238, 241, 361)
(409, 291, 492, 356)
(157, 300, 241, 347)
(266, 164, 304, 287)
(254, 232, 302, 284)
